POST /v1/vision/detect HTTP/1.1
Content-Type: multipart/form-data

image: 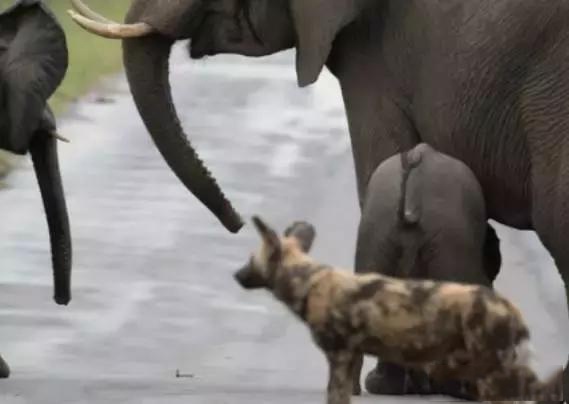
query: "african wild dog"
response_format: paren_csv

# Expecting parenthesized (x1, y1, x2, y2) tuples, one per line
(234, 216, 563, 403)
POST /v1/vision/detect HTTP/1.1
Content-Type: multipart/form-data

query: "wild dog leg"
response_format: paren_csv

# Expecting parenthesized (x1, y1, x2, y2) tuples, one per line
(326, 351, 355, 404)
(352, 352, 363, 396)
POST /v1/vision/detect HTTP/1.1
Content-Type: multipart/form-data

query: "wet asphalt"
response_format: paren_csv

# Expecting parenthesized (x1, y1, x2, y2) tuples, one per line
(0, 45, 567, 403)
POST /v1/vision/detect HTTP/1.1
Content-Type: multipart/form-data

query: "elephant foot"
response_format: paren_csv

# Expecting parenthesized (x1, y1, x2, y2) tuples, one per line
(0, 354, 10, 379)
(364, 362, 431, 395)
(364, 362, 476, 400)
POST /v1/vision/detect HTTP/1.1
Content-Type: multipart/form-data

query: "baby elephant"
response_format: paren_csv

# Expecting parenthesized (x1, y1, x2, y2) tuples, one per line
(234, 217, 562, 404)
(356, 142, 503, 398)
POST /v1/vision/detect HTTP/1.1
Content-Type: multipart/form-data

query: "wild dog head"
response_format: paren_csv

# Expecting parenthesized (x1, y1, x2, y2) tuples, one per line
(234, 216, 315, 290)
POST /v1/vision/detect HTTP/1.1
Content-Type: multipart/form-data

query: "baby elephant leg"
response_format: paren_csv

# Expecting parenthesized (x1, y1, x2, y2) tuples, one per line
(365, 360, 477, 400)
(327, 351, 357, 404)
(352, 352, 363, 396)
(365, 360, 429, 395)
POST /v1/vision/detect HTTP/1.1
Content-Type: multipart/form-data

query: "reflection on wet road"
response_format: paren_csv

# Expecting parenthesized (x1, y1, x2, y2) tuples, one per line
(0, 46, 567, 403)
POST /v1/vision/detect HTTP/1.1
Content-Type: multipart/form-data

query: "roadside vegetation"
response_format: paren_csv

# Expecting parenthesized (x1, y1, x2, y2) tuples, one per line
(0, 0, 129, 178)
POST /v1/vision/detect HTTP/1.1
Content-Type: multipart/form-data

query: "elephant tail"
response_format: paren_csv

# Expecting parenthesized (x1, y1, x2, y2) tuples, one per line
(398, 146, 423, 226)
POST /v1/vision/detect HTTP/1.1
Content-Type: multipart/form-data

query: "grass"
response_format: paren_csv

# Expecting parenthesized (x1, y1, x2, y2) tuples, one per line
(45, 0, 130, 113)
(0, 0, 129, 176)
(0, 0, 129, 113)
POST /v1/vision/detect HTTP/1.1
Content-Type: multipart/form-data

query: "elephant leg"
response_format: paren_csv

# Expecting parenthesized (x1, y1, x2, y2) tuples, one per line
(537, 250, 569, 401)
(483, 223, 502, 285)
(364, 360, 477, 400)
(530, 148, 569, 402)
(365, 361, 432, 396)
(351, 352, 363, 396)
(0, 353, 10, 378)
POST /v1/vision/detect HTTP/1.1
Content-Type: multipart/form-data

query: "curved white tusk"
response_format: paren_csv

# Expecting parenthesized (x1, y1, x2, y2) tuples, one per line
(70, 0, 116, 24)
(68, 10, 154, 39)
(51, 133, 70, 143)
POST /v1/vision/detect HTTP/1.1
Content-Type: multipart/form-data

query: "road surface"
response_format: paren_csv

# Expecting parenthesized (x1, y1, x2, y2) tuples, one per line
(0, 46, 567, 403)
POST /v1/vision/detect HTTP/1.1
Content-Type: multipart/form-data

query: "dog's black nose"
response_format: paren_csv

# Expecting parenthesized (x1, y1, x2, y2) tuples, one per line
(234, 267, 249, 287)
(234, 265, 265, 289)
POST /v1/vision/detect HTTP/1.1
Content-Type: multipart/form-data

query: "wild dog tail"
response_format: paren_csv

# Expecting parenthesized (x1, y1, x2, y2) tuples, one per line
(536, 367, 564, 401)
(398, 146, 423, 225)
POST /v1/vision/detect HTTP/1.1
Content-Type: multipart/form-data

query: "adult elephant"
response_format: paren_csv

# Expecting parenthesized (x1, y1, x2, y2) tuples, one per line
(70, 0, 569, 399)
(0, 0, 72, 377)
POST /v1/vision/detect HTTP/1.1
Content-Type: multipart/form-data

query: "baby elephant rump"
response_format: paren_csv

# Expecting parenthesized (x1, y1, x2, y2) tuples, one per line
(356, 142, 503, 397)
(235, 216, 562, 404)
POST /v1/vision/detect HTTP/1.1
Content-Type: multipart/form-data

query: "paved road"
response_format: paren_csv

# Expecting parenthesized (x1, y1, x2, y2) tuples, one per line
(0, 46, 567, 404)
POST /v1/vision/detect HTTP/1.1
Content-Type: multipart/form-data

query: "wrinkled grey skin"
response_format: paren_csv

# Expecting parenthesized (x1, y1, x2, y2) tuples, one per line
(81, 0, 569, 397)
(355, 143, 502, 398)
(0, 0, 72, 378)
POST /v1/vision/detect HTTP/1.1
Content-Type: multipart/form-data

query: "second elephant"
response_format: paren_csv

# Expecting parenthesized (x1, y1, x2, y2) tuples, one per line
(354, 143, 501, 398)
(0, 0, 73, 378)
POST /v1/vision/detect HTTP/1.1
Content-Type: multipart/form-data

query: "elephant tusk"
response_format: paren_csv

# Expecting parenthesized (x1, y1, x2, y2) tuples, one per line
(70, 0, 115, 24)
(51, 133, 70, 143)
(67, 10, 154, 39)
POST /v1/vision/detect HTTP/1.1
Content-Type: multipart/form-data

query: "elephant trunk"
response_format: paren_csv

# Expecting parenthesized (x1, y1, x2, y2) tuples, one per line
(29, 132, 72, 305)
(122, 35, 243, 233)
(0, 353, 9, 379)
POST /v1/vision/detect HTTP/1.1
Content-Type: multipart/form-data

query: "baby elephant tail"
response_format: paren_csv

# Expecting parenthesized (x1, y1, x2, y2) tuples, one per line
(399, 146, 423, 225)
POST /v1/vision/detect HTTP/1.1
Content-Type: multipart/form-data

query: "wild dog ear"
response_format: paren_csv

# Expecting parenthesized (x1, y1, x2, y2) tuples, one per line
(252, 216, 281, 259)
(284, 221, 316, 253)
(289, 0, 371, 87)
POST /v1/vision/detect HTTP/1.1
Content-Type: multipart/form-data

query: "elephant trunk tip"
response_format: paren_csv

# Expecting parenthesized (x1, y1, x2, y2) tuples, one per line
(218, 200, 244, 233)
(0, 355, 10, 379)
(53, 292, 71, 306)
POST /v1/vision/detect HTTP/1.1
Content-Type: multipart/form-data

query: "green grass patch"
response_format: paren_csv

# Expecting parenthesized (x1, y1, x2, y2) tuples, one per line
(47, 0, 130, 113)
(0, 0, 129, 113)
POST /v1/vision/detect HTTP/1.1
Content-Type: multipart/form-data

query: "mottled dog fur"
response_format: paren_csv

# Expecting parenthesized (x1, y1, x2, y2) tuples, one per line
(234, 217, 563, 403)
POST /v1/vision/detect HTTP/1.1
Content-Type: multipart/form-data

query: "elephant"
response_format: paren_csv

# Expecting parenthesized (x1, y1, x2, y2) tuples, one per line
(354, 142, 501, 396)
(0, 0, 72, 378)
(70, 0, 569, 398)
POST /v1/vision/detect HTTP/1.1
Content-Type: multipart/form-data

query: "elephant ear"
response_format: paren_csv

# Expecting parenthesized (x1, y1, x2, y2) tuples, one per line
(0, 0, 68, 154)
(289, 0, 370, 87)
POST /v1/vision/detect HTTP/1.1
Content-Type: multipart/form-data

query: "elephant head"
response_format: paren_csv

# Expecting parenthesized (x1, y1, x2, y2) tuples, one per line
(0, 0, 72, 305)
(69, 0, 372, 234)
